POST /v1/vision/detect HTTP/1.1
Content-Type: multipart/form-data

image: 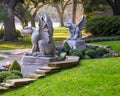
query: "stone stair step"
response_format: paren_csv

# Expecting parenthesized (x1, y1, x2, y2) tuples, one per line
(40, 66, 60, 70)
(0, 83, 14, 88)
(6, 78, 35, 87)
(24, 73, 46, 79)
(0, 86, 9, 92)
(35, 69, 50, 74)
(48, 60, 78, 69)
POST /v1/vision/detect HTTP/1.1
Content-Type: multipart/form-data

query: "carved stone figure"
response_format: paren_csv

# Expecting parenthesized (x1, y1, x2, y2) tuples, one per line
(64, 15, 86, 50)
(21, 13, 55, 56)
(64, 15, 86, 40)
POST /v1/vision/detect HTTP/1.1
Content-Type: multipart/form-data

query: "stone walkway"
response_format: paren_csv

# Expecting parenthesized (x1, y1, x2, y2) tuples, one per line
(0, 41, 64, 67)
(0, 49, 30, 67)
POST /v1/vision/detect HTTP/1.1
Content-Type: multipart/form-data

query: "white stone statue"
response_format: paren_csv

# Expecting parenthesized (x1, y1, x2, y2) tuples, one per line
(21, 13, 55, 56)
(64, 15, 86, 40)
(64, 15, 86, 50)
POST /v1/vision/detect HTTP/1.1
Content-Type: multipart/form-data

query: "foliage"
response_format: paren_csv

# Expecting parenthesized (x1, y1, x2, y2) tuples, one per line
(9, 60, 21, 72)
(0, 55, 4, 60)
(3, 74, 21, 82)
(85, 49, 96, 58)
(96, 47, 108, 55)
(70, 49, 83, 58)
(2, 57, 120, 96)
(103, 53, 112, 58)
(63, 42, 71, 51)
(0, 4, 7, 22)
(84, 36, 120, 43)
(11, 70, 23, 78)
(0, 71, 13, 83)
(91, 41, 120, 54)
(86, 16, 120, 37)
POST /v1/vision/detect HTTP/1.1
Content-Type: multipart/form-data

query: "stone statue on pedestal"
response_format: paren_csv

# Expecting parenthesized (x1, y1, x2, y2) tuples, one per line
(21, 13, 57, 75)
(21, 13, 55, 57)
(64, 15, 86, 50)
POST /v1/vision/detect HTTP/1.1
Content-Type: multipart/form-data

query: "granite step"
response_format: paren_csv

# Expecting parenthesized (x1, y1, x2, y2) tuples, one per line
(0, 86, 9, 92)
(6, 78, 35, 87)
(0, 83, 14, 89)
(24, 73, 46, 79)
(48, 60, 78, 69)
(40, 66, 60, 71)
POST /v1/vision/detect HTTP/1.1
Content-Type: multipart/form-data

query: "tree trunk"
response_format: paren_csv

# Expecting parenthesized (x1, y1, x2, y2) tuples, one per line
(72, 0, 77, 23)
(4, 0, 18, 41)
(59, 13, 64, 27)
(106, 0, 120, 16)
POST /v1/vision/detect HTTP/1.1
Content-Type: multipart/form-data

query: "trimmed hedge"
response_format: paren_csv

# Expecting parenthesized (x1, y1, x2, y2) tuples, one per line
(86, 16, 120, 37)
(84, 36, 120, 43)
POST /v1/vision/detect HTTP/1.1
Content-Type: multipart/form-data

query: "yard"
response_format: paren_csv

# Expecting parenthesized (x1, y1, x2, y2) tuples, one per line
(1, 57, 120, 96)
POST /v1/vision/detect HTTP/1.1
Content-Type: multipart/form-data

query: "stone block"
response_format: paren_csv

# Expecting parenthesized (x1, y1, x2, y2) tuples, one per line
(21, 56, 58, 75)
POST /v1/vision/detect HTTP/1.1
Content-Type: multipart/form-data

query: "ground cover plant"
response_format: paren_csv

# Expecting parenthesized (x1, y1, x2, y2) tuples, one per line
(1, 57, 120, 96)
(91, 41, 120, 54)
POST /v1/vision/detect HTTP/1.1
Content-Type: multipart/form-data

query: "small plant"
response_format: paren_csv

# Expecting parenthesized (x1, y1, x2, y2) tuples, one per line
(85, 49, 96, 58)
(3, 74, 21, 82)
(0, 71, 13, 83)
(9, 60, 21, 72)
(70, 50, 83, 58)
(103, 53, 112, 58)
(96, 48, 108, 55)
(63, 42, 71, 51)
(0, 55, 4, 60)
(84, 55, 91, 59)
(11, 70, 23, 78)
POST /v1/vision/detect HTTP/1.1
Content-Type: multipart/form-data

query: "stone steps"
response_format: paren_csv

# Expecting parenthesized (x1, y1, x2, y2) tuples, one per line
(24, 73, 46, 79)
(48, 60, 78, 69)
(6, 78, 35, 87)
(0, 56, 79, 93)
(0, 86, 9, 92)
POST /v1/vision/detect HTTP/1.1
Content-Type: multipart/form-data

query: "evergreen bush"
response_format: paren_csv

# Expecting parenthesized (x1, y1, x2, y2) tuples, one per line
(0, 71, 13, 83)
(86, 16, 120, 37)
(9, 60, 21, 72)
(85, 49, 96, 58)
(96, 48, 108, 55)
(11, 70, 23, 78)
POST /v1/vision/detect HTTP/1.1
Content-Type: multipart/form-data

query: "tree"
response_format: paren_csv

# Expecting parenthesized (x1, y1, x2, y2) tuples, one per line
(81, 0, 120, 16)
(105, 0, 120, 15)
(2, 0, 24, 41)
(72, 0, 77, 23)
(52, 0, 71, 26)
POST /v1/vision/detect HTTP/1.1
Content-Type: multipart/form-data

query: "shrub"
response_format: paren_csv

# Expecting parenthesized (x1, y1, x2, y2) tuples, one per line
(0, 55, 4, 60)
(3, 74, 21, 82)
(0, 71, 13, 83)
(103, 53, 112, 58)
(9, 60, 21, 72)
(70, 50, 83, 58)
(11, 70, 23, 78)
(85, 49, 96, 58)
(80, 48, 90, 55)
(0, 28, 4, 39)
(96, 48, 108, 55)
(84, 55, 91, 59)
(86, 16, 120, 37)
(63, 42, 71, 51)
(84, 36, 120, 43)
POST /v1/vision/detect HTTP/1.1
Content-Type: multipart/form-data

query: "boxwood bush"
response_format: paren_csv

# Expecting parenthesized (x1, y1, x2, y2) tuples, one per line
(9, 60, 21, 72)
(86, 16, 120, 37)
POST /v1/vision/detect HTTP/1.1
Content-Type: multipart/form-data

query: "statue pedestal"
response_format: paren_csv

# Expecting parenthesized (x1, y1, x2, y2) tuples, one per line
(65, 39, 86, 50)
(21, 56, 58, 75)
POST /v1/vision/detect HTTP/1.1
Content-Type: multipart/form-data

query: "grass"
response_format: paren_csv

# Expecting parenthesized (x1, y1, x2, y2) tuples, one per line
(91, 40, 120, 54)
(1, 57, 120, 96)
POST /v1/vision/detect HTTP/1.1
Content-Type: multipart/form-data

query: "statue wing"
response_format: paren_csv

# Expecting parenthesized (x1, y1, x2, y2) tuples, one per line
(77, 15, 87, 31)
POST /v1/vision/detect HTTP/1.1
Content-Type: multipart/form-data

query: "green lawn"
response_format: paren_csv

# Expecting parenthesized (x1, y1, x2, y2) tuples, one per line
(2, 57, 120, 96)
(91, 40, 120, 54)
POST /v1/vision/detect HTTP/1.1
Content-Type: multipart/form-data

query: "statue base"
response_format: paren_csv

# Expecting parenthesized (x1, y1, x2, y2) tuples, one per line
(21, 55, 58, 75)
(64, 39, 86, 50)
